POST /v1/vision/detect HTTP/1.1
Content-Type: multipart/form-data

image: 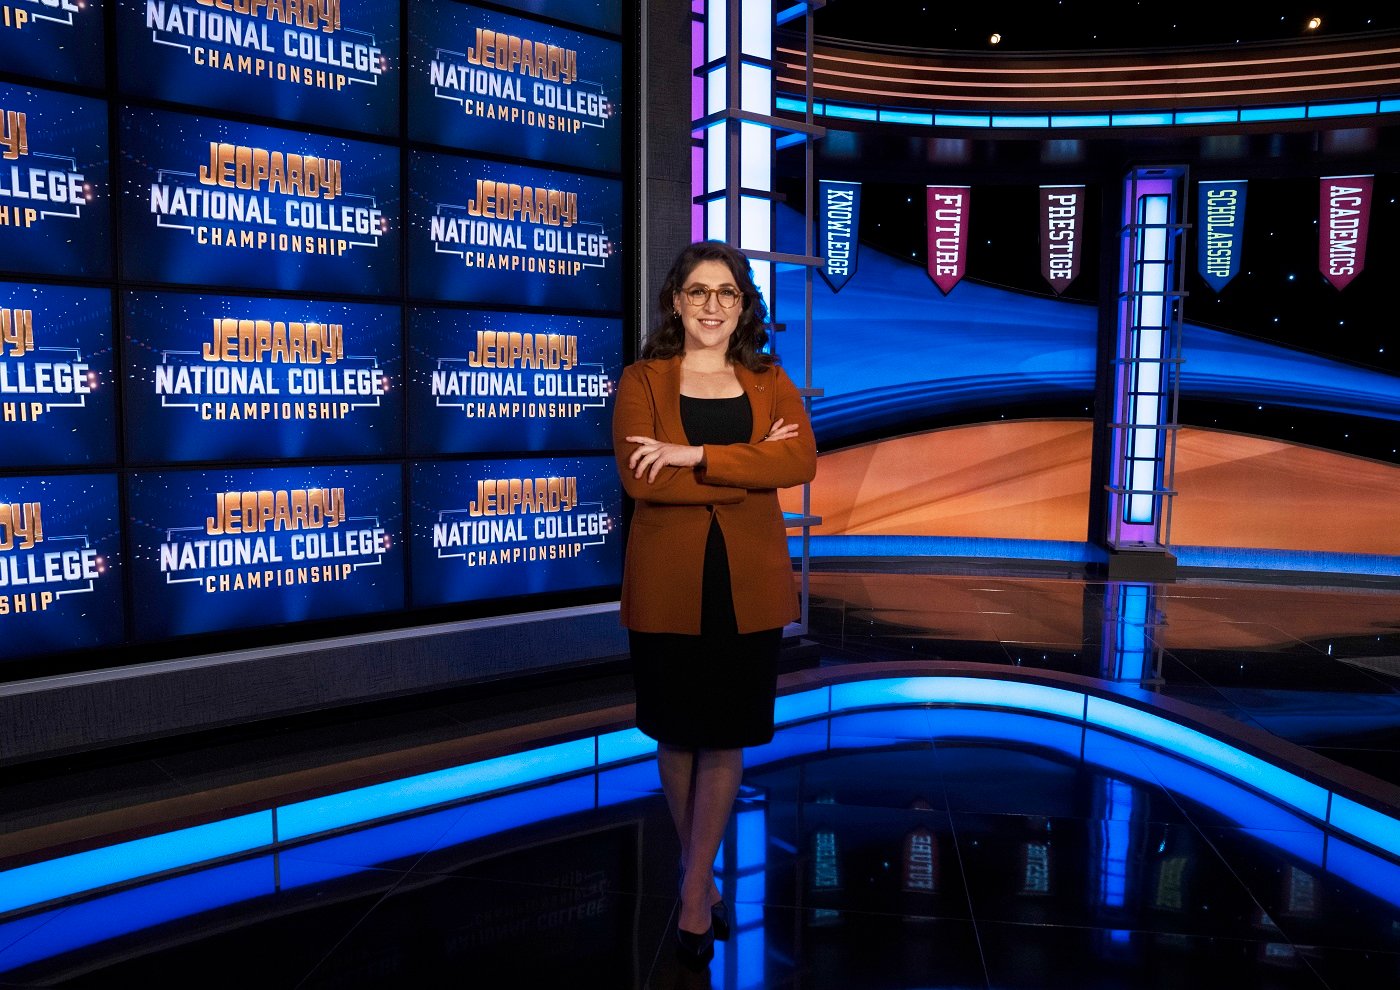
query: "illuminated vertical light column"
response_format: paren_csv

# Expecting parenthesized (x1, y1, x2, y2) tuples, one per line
(1099, 582, 1164, 685)
(1106, 168, 1186, 557)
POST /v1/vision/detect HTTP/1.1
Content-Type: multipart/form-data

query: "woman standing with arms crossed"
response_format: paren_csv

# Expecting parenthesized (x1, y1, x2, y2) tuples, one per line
(613, 241, 816, 968)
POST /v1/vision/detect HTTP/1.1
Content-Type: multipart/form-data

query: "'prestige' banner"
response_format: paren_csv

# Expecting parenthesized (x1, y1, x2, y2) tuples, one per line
(1197, 180, 1246, 292)
(0, 0, 105, 87)
(0, 283, 115, 468)
(1039, 184, 1084, 294)
(124, 290, 402, 463)
(1319, 175, 1373, 291)
(119, 0, 399, 136)
(408, 151, 621, 310)
(0, 473, 124, 659)
(409, 3, 620, 172)
(409, 308, 618, 454)
(128, 463, 404, 639)
(926, 185, 969, 295)
(818, 179, 859, 293)
(120, 107, 400, 295)
(410, 455, 619, 607)
(0, 83, 110, 278)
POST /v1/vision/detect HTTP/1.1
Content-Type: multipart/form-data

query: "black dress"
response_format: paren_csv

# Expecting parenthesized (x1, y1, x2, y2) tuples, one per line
(628, 394, 783, 749)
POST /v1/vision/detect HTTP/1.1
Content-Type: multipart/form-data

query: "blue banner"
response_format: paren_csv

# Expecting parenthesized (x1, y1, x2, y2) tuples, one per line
(0, 83, 111, 278)
(408, 2, 621, 172)
(410, 455, 620, 607)
(409, 308, 619, 455)
(818, 179, 860, 292)
(1197, 180, 1247, 292)
(118, 0, 400, 135)
(0, 0, 106, 87)
(123, 290, 403, 464)
(0, 282, 115, 468)
(127, 463, 404, 640)
(0, 473, 124, 659)
(407, 150, 622, 311)
(120, 107, 401, 296)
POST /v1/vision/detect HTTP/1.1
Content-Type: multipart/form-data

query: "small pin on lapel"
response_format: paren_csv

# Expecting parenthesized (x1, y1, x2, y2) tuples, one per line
(754, 384, 765, 391)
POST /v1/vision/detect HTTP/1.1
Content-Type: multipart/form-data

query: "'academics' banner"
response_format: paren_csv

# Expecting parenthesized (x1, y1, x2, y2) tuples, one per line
(1197, 180, 1246, 292)
(0, 83, 110, 278)
(121, 107, 400, 295)
(123, 290, 402, 463)
(0, 0, 105, 87)
(411, 455, 619, 607)
(409, 3, 620, 172)
(926, 185, 969, 294)
(1319, 175, 1373, 291)
(1040, 185, 1084, 294)
(128, 463, 404, 640)
(409, 308, 618, 454)
(0, 283, 115, 468)
(119, 0, 399, 136)
(818, 179, 859, 293)
(408, 151, 621, 310)
(0, 473, 124, 659)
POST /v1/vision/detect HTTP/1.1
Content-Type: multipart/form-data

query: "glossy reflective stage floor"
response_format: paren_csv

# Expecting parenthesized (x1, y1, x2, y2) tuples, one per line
(2, 569, 1399, 989)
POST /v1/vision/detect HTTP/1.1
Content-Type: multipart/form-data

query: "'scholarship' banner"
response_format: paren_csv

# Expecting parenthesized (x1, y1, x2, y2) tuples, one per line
(1319, 175, 1373, 291)
(818, 179, 860, 292)
(1039, 185, 1084, 294)
(1197, 180, 1247, 292)
(926, 185, 969, 294)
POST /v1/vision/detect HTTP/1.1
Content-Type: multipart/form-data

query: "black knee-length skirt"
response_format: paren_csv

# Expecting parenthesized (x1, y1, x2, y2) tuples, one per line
(629, 515, 782, 749)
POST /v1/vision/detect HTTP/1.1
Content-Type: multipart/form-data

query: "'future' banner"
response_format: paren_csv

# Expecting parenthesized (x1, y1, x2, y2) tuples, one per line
(1319, 175, 1373, 291)
(926, 185, 969, 294)
(818, 179, 860, 292)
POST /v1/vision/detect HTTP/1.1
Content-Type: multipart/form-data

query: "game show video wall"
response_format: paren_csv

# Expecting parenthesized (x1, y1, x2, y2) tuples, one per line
(0, 0, 629, 672)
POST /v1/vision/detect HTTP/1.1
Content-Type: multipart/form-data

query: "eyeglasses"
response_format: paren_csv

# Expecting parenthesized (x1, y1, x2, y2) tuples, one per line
(680, 285, 743, 309)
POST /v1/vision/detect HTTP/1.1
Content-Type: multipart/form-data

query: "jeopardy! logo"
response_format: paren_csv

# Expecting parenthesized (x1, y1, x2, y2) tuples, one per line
(431, 329, 610, 422)
(0, 500, 108, 617)
(431, 475, 613, 568)
(151, 316, 389, 423)
(430, 178, 612, 276)
(148, 141, 386, 257)
(0, 109, 92, 230)
(145, 0, 387, 94)
(158, 486, 390, 593)
(4, 0, 86, 33)
(0, 306, 99, 424)
(429, 27, 611, 134)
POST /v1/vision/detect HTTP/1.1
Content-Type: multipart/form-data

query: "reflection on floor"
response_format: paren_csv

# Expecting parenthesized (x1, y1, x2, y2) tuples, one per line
(1, 570, 1398, 988)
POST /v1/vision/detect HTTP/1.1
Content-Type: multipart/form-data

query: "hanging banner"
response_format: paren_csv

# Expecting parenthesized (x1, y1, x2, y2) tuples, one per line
(1039, 185, 1085, 294)
(926, 185, 970, 294)
(1319, 175, 1374, 290)
(1197, 180, 1247, 292)
(818, 180, 861, 292)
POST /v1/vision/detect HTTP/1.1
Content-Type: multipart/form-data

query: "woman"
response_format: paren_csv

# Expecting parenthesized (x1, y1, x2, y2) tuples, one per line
(612, 241, 816, 967)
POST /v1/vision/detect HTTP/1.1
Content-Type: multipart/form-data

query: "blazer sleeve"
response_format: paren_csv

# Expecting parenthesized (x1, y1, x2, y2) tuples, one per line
(699, 366, 817, 490)
(612, 364, 747, 505)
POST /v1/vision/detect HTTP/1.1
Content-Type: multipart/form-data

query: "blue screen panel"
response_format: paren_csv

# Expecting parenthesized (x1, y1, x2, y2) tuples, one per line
(126, 463, 404, 639)
(0, 282, 115, 468)
(408, 307, 618, 454)
(0, 473, 124, 659)
(117, 0, 399, 135)
(406, 150, 622, 311)
(483, 0, 621, 35)
(0, 0, 105, 87)
(0, 82, 110, 278)
(119, 107, 401, 296)
(409, 455, 620, 607)
(123, 290, 402, 464)
(408, 2, 621, 171)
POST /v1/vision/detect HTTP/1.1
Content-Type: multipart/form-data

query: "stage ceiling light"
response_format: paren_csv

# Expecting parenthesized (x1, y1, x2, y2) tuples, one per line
(989, 32, 1002, 45)
(1307, 17, 1322, 30)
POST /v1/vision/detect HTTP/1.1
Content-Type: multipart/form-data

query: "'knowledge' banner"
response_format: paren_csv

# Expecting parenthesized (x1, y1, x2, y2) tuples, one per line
(818, 179, 860, 292)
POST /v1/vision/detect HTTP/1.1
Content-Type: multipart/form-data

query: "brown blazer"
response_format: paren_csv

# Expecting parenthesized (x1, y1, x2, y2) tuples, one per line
(612, 355, 817, 634)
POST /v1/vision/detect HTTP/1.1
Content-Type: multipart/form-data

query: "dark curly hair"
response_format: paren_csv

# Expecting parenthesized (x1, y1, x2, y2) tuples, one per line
(641, 241, 773, 373)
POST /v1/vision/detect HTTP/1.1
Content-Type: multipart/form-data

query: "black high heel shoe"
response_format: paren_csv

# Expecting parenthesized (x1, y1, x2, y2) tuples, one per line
(675, 923, 716, 969)
(710, 897, 731, 942)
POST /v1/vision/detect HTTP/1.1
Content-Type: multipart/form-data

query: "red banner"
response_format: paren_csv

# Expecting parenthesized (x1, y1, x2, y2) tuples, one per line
(1040, 184, 1085, 294)
(926, 185, 970, 294)
(1319, 175, 1373, 290)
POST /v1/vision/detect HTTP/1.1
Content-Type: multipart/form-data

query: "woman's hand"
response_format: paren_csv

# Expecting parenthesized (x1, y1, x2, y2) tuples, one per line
(626, 435, 704, 482)
(763, 418, 800, 443)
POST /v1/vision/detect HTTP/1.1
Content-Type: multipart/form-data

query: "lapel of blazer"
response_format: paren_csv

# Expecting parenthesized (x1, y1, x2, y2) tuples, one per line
(733, 361, 771, 444)
(642, 355, 686, 444)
